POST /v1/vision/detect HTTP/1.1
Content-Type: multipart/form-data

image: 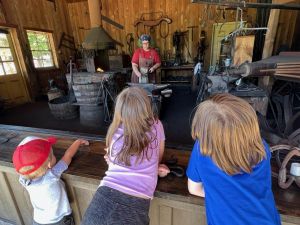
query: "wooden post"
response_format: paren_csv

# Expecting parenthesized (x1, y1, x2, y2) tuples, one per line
(259, 0, 291, 91)
(87, 0, 102, 27)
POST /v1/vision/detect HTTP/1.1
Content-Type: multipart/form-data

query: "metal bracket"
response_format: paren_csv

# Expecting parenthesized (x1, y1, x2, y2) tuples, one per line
(191, 0, 300, 10)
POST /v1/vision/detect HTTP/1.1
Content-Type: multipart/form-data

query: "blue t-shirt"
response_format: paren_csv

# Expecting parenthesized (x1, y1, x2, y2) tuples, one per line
(186, 140, 281, 225)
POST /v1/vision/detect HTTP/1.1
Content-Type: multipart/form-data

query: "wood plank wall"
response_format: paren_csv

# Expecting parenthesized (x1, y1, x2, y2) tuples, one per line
(273, 8, 299, 54)
(1, 0, 74, 96)
(68, 0, 258, 69)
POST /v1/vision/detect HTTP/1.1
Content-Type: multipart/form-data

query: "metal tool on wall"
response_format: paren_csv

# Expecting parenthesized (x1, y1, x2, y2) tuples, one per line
(126, 33, 134, 56)
(67, 57, 76, 103)
(172, 30, 189, 66)
(134, 12, 172, 38)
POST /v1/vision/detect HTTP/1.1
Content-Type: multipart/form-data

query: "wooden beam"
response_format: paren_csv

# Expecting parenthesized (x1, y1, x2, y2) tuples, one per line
(66, 0, 87, 3)
(259, 0, 291, 91)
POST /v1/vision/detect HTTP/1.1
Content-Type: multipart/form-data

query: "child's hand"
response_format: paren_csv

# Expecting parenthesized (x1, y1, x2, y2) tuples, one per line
(63, 139, 89, 165)
(158, 164, 170, 177)
(77, 139, 89, 146)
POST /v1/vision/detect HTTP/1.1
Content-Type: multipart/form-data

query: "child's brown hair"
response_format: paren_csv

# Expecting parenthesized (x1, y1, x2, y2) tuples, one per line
(191, 93, 265, 175)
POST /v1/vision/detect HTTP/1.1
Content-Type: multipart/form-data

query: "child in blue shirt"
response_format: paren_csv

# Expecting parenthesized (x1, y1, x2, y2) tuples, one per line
(187, 93, 281, 225)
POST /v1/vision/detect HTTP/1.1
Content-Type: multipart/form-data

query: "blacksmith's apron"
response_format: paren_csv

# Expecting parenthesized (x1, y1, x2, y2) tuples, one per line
(131, 49, 156, 83)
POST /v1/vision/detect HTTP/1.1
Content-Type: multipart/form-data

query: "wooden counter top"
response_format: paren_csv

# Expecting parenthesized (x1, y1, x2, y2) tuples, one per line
(0, 124, 299, 220)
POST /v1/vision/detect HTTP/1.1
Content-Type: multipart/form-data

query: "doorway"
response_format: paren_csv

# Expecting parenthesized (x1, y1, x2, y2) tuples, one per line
(0, 28, 29, 107)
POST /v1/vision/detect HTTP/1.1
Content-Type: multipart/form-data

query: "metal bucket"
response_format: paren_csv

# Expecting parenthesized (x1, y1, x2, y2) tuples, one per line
(80, 105, 105, 127)
(72, 83, 104, 104)
(48, 96, 79, 120)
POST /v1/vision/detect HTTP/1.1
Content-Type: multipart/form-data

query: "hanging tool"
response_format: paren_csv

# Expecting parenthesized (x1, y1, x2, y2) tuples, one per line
(126, 33, 134, 55)
(173, 30, 188, 65)
(187, 26, 198, 41)
(195, 31, 207, 64)
(134, 12, 172, 38)
(67, 57, 76, 103)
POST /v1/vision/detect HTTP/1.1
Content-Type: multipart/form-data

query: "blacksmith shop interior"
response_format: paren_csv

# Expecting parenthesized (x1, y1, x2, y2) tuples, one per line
(0, 1, 300, 225)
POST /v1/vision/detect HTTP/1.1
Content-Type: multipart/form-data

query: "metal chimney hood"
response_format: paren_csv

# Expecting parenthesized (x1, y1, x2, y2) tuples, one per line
(82, 0, 116, 50)
(82, 26, 116, 50)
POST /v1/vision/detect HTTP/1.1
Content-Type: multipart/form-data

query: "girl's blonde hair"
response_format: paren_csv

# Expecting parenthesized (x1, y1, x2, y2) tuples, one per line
(191, 93, 265, 175)
(19, 151, 53, 180)
(106, 86, 156, 166)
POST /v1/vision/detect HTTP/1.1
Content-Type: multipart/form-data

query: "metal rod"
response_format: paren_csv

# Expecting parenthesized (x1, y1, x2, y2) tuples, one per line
(191, 0, 300, 10)
(221, 27, 268, 41)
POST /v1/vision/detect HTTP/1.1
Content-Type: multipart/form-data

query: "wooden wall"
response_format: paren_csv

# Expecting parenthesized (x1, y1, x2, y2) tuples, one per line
(0, 0, 299, 99)
(68, 0, 257, 69)
(274, 8, 299, 54)
(1, 0, 75, 97)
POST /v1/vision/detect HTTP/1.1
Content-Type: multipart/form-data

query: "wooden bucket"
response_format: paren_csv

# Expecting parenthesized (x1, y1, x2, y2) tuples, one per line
(80, 105, 104, 127)
(48, 96, 79, 120)
(72, 83, 104, 104)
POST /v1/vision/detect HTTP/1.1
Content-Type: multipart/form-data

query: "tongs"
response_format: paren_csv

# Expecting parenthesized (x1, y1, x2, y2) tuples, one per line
(164, 155, 185, 178)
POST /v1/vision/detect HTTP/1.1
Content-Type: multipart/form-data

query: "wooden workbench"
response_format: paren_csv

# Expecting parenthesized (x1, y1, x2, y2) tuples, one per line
(0, 125, 299, 225)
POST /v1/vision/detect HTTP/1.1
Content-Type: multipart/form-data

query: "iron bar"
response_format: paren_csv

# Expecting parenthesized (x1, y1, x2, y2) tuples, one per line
(191, 0, 300, 10)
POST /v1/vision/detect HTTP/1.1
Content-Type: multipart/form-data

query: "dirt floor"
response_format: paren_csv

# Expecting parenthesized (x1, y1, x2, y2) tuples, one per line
(0, 85, 196, 149)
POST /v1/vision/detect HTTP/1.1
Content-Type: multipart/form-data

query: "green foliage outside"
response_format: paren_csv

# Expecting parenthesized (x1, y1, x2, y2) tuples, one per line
(27, 31, 54, 67)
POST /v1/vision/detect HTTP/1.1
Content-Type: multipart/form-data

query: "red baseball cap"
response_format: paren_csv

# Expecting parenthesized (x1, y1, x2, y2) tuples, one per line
(12, 137, 57, 175)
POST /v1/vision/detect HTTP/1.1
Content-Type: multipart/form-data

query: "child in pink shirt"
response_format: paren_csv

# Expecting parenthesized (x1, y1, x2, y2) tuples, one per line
(82, 86, 169, 225)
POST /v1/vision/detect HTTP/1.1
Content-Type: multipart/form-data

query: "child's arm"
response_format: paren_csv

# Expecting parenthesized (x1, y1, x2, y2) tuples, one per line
(61, 139, 89, 165)
(188, 178, 205, 197)
(158, 141, 170, 177)
(159, 141, 165, 162)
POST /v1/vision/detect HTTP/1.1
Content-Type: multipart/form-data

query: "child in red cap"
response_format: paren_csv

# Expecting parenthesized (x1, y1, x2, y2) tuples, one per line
(12, 136, 89, 225)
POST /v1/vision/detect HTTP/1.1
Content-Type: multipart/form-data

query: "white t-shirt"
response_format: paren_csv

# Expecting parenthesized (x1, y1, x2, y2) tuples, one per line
(19, 160, 71, 224)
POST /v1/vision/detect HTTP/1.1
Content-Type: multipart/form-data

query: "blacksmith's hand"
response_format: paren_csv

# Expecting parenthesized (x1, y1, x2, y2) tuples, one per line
(149, 67, 154, 73)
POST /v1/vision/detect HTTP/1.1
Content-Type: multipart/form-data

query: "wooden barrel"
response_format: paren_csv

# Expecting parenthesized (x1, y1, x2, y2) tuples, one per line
(48, 96, 79, 120)
(80, 105, 104, 127)
(72, 83, 104, 104)
(80, 105, 105, 127)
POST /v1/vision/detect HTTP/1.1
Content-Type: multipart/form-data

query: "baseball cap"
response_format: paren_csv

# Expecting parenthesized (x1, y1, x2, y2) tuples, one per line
(140, 34, 151, 42)
(12, 136, 57, 175)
